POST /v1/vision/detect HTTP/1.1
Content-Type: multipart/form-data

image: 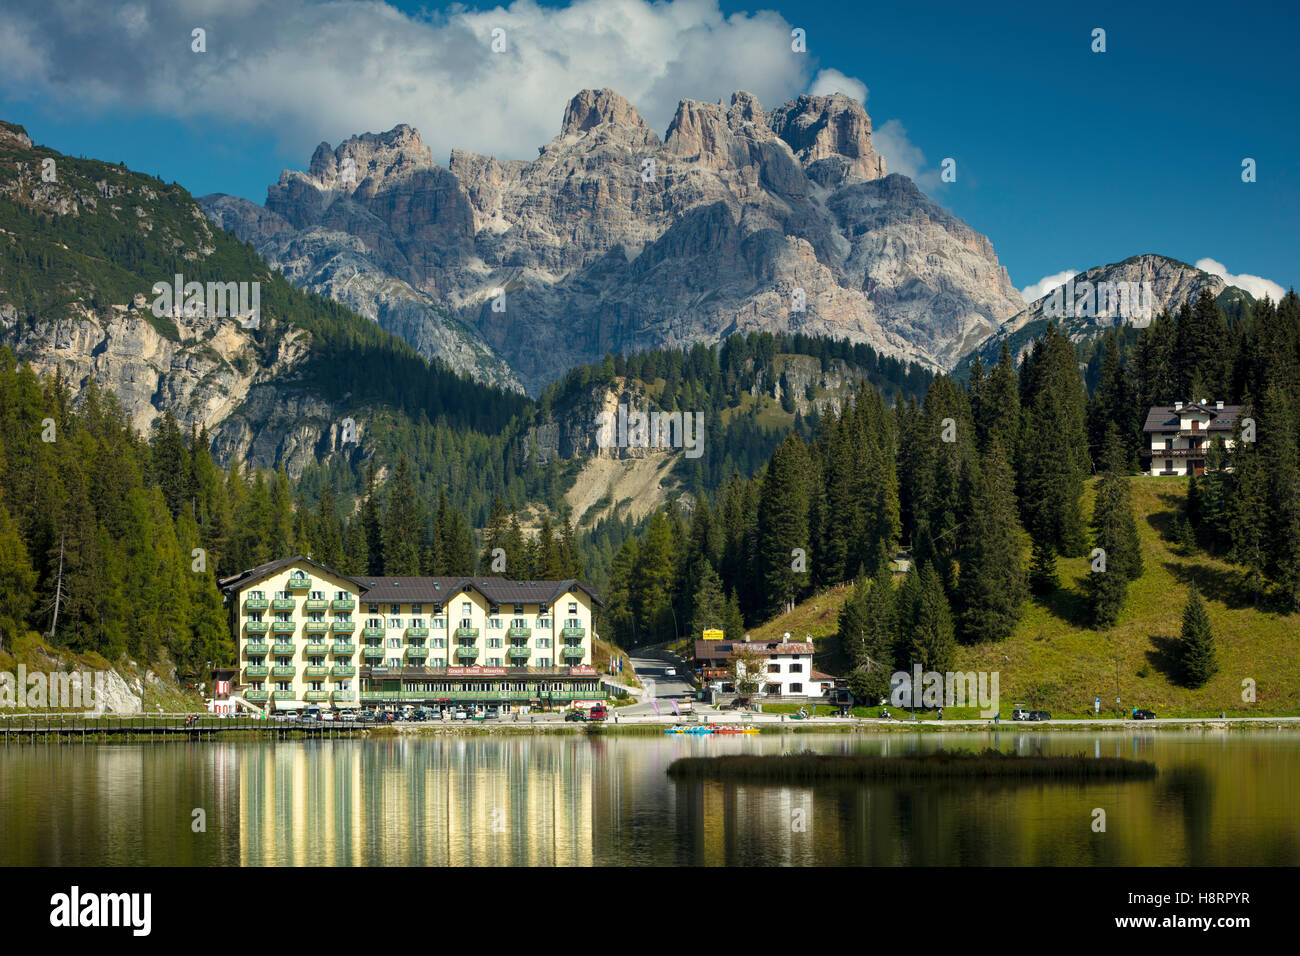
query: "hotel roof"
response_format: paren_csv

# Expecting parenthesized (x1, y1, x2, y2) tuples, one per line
(1142, 402, 1242, 433)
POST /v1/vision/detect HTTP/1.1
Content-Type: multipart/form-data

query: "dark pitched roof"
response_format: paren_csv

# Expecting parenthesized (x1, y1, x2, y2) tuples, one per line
(693, 639, 813, 658)
(352, 575, 603, 608)
(1142, 403, 1242, 433)
(217, 555, 363, 593)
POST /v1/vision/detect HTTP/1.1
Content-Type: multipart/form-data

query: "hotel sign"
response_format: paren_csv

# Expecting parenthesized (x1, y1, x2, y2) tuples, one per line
(447, 665, 507, 676)
(568, 666, 598, 676)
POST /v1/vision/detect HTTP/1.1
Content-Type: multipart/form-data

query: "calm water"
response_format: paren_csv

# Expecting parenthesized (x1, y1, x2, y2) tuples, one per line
(1, 730, 1297, 866)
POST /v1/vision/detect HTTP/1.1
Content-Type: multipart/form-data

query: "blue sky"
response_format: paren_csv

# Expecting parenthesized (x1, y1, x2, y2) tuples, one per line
(0, 0, 1294, 300)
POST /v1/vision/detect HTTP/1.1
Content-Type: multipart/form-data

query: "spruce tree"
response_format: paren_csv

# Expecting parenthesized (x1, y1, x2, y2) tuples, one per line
(907, 564, 956, 673)
(381, 456, 422, 576)
(956, 440, 1026, 643)
(1177, 586, 1218, 687)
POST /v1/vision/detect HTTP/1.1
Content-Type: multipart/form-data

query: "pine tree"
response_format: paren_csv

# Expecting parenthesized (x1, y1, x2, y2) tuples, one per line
(360, 462, 383, 575)
(1176, 586, 1217, 687)
(956, 441, 1025, 643)
(907, 563, 956, 673)
(381, 456, 422, 576)
(688, 564, 728, 638)
(755, 433, 811, 618)
(1086, 430, 1140, 628)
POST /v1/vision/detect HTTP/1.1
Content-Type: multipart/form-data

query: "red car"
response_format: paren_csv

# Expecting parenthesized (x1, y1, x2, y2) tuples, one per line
(588, 704, 607, 721)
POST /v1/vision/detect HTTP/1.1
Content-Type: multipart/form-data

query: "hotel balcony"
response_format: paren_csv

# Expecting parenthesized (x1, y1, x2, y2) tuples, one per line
(245, 642, 270, 656)
(561, 647, 585, 660)
(455, 627, 479, 640)
(332, 621, 356, 633)
(407, 625, 429, 638)
(406, 647, 430, 661)
(333, 691, 356, 703)
(303, 622, 330, 634)
(455, 646, 479, 660)
(331, 643, 356, 657)
(508, 627, 530, 639)
(244, 598, 268, 611)
(304, 666, 329, 678)
(508, 646, 531, 659)
(244, 690, 269, 702)
(272, 691, 296, 701)
(1146, 446, 1207, 458)
(362, 647, 385, 660)
(561, 626, 586, 640)
(272, 666, 296, 678)
(271, 642, 295, 655)
(303, 691, 329, 702)
(245, 621, 269, 633)
(271, 621, 296, 633)
(332, 665, 356, 678)
(271, 598, 295, 611)
(244, 665, 269, 679)
(332, 598, 355, 611)
(362, 627, 384, 639)
(286, 577, 312, 591)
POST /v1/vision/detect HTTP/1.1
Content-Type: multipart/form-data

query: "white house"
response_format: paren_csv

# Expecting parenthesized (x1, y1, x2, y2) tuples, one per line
(1142, 400, 1241, 477)
(693, 634, 820, 698)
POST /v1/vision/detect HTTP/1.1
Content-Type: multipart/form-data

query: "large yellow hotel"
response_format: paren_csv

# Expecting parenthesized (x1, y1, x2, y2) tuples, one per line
(218, 556, 605, 714)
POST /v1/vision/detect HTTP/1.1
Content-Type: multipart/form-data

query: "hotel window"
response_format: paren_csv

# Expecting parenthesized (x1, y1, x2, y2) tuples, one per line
(432, 637, 446, 648)
(488, 657, 502, 667)
(511, 618, 527, 629)
(768, 663, 781, 673)
(539, 605, 548, 615)
(387, 658, 401, 668)
(568, 602, 577, 614)
(513, 604, 525, 614)
(489, 605, 500, 615)
(565, 618, 581, 630)
(366, 618, 382, 628)
(536, 618, 552, 628)
(338, 680, 352, 691)
(387, 638, 401, 649)
(276, 657, 291, 666)
(431, 619, 446, 629)
(538, 657, 552, 668)
(389, 618, 403, 629)
(488, 637, 503, 648)
(310, 682, 323, 692)
(336, 612, 352, 621)
(462, 602, 472, 615)
(790, 683, 803, 694)
(459, 618, 473, 630)
(412, 604, 423, 614)
(368, 603, 379, 614)
(487, 618, 502, 629)
(433, 603, 443, 614)
(275, 612, 291, 622)
(432, 658, 447, 668)
(250, 590, 264, 600)
(387, 604, 400, 614)
(250, 682, 263, 691)
(248, 613, 262, 622)
(335, 590, 349, 600)
(537, 637, 551, 648)
(309, 656, 324, 666)
(309, 612, 324, 622)
(277, 590, 291, 600)
(277, 682, 290, 691)
(789, 663, 803, 673)
(310, 590, 324, 600)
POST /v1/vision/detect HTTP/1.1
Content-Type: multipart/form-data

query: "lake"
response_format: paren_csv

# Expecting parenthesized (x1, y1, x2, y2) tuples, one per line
(2, 730, 1297, 866)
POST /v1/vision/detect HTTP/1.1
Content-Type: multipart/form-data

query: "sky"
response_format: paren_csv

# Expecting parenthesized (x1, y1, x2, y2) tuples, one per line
(0, 0, 1295, 302)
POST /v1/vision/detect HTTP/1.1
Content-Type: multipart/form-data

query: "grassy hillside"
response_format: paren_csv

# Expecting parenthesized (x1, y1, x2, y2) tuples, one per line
(750, 476, 1300, 717)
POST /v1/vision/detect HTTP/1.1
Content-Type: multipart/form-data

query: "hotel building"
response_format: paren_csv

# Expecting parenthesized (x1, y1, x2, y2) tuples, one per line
(1142, 400, 1242, 476)
(218, 556, 604, 714)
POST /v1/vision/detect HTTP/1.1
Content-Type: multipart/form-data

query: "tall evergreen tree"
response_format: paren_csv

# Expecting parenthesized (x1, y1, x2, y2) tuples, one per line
(1176, 586, 1218, 687)
(956, 441, 1026, 643)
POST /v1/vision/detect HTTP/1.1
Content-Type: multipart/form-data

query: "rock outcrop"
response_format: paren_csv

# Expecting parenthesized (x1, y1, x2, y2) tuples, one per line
(202, 88, 1026, 392)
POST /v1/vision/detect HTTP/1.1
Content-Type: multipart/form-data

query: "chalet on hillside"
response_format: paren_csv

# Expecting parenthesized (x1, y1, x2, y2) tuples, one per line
(1142, 400, 1241, 476)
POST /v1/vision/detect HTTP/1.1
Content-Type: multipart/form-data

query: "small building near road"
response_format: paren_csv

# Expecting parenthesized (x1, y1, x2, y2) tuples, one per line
(692, 636, 824, 698)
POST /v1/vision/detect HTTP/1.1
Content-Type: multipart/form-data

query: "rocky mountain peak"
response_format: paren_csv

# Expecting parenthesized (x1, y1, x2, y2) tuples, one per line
(561, 88, 648, 135)
(0, 121, 32, 149)
(770, 92, 885, 187)
(303, 123, 434, 188)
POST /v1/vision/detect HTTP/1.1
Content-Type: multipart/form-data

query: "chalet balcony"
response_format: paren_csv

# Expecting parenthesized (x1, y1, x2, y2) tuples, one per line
(304, 622, 330, 634)
(407, 625, 429, 638)
(245, 690, 269, 702)
(331, 643, 356, 657)
(244, 598, 268, 611)
(508, 627, 530, 640)
(332, 598, 355, 611)
(303, 691, 330, 702)
(362, 627, 384, 639)
(271, 642, 295, 655)
(561, 626, 586, 640)
(304, 666, 329, 678)
(245, 642, 270, 656)
(455, 647, 479, 660)
(272, 691, 297, 701)
(362, 647, 385, 660)
(304, 599, 328, 611)
(271, 621, 296, 634)
(271, 598, 295, 611)
(455, 627, 479, 641)
(333, 691, 356, 703)
(286, 577, 312, 591)
(561, 647, 585, 660)
(1147, 446, 1207, 458)
(332, 621, 356, 633)
(272, 666, 296, 678)
(406, 647, 430, 661)
(508, 646, 531, 659)
(245, 621, 269, 633)
(244, 665, 269, 679)
(332, 665, 356, 678)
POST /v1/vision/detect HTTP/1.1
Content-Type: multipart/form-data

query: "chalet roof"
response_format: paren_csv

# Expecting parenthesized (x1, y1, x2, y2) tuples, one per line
(217, 555, 363, 593)
(692, 640, 813, 659)
(218, 556, 602, 606)
(1142, 403, 1242, 433)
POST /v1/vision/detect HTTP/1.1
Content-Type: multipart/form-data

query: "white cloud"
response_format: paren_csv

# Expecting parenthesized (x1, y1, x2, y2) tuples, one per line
(1194, 258, 1286, 303)
(807, 69, 867, 102)
(872, 118, 940, 189)
(0, 0, 816, 164)
(1020, 270, 1079, 304)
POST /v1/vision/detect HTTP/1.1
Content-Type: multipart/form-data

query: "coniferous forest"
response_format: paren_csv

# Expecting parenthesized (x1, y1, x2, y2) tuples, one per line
(2, 288, 1298, 688)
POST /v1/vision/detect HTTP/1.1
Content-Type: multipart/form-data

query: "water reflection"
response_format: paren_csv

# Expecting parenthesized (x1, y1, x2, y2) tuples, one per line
(2, 731, 1299, 866)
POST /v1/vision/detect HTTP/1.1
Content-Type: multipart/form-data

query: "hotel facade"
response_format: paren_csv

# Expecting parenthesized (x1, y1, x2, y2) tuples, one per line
(218, 556, 604, 714)
(1142, 400, 1241, 477)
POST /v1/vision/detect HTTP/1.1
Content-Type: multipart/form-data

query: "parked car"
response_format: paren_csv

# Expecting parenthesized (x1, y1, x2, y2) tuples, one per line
(321, 711, 337, 722)
(358, 710, 376, 722)
(1028, 710, 1051, 721)
(564, 709, 588, 722)
(484, 706, 500, 719)
(664, 667, 676, 677)
(451, 708, 468, 720)
(1011, 708, 1030, 721)
(339, 711, 358, 722)
(1133, 709, 1156, 720)
(589, 703, 608, 720)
